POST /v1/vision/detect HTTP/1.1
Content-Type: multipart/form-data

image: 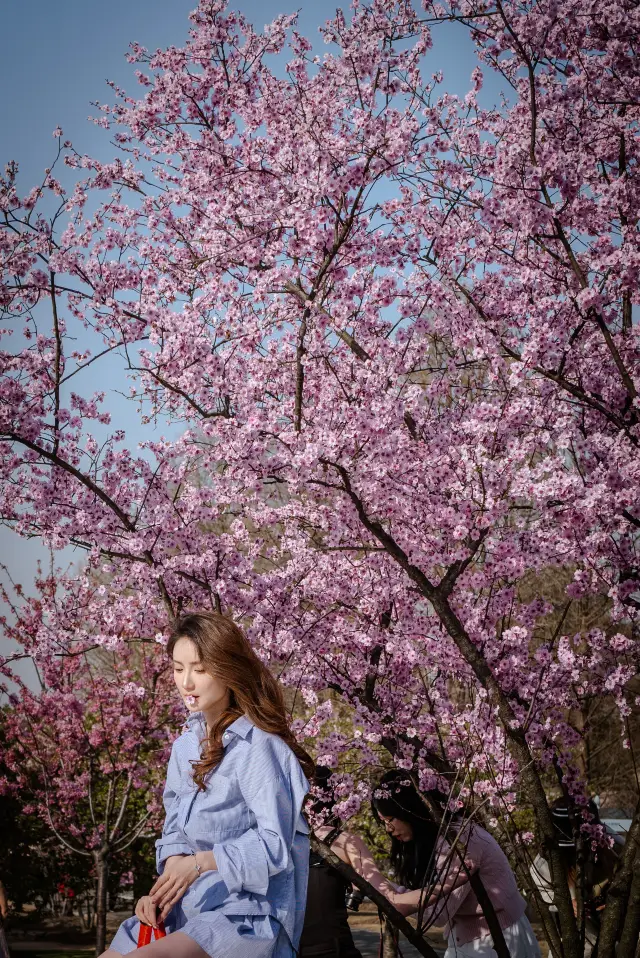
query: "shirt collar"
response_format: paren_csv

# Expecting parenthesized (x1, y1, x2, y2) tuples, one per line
(183, 712, 254, 739)
(226, 714, 254, 739)
(184, 711, 206, 734)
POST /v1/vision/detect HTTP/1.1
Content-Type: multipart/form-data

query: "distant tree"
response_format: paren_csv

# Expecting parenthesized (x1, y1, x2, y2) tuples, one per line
(0, 579, 180, 954)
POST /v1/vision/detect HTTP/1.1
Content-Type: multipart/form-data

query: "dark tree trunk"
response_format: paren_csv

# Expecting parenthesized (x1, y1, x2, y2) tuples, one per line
(616, 850, 640, 958)
(380, 915, 399, 958)
(0, 918, 10, 958)
(94, 850, 110, 957)
(596, 797, 640, 958)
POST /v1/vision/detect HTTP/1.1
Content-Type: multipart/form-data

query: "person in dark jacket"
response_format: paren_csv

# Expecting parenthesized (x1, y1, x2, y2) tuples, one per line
(0, 878, 9, 958)
(299, 767, 363, 958)
(529, 797, 624, 957)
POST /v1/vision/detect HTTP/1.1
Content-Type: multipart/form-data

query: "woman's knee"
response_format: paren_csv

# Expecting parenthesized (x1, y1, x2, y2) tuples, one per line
(98, 951, 123, 957)
(137, 932, 209, 956)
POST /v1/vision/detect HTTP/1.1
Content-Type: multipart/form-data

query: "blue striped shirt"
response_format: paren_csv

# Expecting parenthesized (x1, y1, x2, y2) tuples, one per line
(155, 713, 310, 951)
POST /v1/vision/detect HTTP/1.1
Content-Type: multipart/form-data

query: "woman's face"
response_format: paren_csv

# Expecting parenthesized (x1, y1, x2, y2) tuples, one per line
(172, 636, 229, 716)
(377, 811, 414, 842)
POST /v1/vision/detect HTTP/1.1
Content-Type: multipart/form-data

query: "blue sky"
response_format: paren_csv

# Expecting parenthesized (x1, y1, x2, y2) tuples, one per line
(1, 0, 497, 683)
(1, 0, 497, 190)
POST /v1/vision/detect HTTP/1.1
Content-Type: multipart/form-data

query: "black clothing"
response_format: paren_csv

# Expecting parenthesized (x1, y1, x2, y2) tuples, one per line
(299, 851, 363, 958)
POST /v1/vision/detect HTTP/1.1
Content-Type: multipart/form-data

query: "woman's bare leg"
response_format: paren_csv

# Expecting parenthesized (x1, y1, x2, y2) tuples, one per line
(138, 933, 209, 956)
(98, 933, 209, 958)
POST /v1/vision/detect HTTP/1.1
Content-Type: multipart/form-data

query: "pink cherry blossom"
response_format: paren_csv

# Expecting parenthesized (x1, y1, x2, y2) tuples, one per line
(1, 2, 639, 956)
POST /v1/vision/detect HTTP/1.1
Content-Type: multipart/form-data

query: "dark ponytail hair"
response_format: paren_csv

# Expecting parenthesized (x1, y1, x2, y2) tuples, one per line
(308, 765, 340, 828)
(371, 770, 446, 890)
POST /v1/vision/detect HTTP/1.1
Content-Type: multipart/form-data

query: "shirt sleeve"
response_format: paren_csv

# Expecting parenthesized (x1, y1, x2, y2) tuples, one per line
(530, 856, 555, 904)
(419, 839, 476, 928)
(213, 734, 308, 897)
(341, 832, 476, 919)
(155, 741, 192, 873)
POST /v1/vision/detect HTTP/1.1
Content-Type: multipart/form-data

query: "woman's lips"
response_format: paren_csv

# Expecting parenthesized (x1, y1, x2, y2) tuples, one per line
(185, 695, 198, 706)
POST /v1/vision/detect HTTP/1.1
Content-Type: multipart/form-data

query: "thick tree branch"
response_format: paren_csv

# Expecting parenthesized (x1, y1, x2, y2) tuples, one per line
(323, 458, 581, 958)
(282, 281, 372, 362)
(4, 433, 135, 530)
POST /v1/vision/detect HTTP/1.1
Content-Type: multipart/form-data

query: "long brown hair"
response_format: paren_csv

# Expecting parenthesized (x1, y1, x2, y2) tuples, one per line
(168, 612, 314, 790)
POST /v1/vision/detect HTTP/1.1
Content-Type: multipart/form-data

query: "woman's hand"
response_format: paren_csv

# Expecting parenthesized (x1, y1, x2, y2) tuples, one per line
(134, 895, 158, 929)
(148, 854, 204, 922)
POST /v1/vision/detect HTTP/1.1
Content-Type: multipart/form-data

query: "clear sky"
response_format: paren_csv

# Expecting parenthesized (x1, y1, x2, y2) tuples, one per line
(0, 0, 499, 684)
(1, 0, 497, 189)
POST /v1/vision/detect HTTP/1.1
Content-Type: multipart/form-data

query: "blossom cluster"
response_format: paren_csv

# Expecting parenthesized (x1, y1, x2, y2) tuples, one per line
(1, 0, 638, 863)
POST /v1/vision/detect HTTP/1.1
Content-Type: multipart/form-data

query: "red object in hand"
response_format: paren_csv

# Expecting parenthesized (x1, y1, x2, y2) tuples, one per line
(137, 922, 166, 947)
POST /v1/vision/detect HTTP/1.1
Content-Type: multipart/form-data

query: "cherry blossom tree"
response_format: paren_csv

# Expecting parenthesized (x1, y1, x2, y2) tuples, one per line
(1, 1, 639, 956)
(0, 574, 179, 954)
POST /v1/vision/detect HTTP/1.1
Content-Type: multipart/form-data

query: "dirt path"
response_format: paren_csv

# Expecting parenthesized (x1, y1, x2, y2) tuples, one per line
(352, 928, 446, 957)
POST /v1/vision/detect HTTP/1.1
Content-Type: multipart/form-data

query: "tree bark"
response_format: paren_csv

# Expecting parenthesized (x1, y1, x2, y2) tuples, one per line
(94, 850, 110, 957)
(615, 840, 640, 958)
(596, 796, 640, 958)
(0, 919, 10, 958)
(380, 915, 399, 958)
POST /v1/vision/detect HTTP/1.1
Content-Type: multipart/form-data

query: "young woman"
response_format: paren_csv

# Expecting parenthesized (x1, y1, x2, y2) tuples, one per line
(101, 612, 314, 958)
(364, 771, 541, 958)
(305, 770, 475, 954)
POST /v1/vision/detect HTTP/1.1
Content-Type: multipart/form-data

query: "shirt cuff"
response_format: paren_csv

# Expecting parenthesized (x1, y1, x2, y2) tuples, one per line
(214, 831, 270, 896)
(155, 839, 193, 873)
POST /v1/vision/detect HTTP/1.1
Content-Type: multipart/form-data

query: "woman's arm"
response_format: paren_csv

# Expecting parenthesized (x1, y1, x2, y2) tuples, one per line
(413, 838, 480, 928)
(146, 740, 205, 921)
(213, 735, 308, 897)
(329, 832, 475, 918)
(335, 831, 400, 901)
